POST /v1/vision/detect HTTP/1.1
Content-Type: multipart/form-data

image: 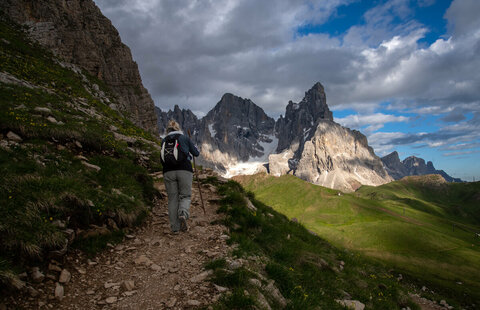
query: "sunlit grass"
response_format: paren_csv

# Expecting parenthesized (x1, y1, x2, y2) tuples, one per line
(239, 174, 480, 305)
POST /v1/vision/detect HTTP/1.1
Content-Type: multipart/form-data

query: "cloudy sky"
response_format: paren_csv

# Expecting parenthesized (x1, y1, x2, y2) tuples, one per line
(94, 0, 480, 180)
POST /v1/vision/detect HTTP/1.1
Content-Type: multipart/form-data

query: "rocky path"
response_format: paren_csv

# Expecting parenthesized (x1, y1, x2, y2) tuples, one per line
(5, 174, 231, 309)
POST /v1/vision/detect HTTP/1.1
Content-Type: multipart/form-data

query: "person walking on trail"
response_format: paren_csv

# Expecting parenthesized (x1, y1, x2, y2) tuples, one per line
(160, 120, 200, 233)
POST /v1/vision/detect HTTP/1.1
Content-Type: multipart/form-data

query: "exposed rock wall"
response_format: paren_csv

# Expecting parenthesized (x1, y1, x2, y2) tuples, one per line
(0, 0, 158, 133)
(293, 121, 392, 192)
(276, 82, 333, 153)
(156, 105, 200, 137)
(381, 151, 409, 180)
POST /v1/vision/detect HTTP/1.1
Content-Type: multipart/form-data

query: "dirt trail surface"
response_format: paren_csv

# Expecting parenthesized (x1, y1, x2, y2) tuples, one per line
(4, 173, 231, 309)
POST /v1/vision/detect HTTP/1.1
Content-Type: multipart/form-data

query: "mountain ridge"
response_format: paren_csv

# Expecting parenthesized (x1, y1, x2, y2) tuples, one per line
(0, 0, 158, 133)
(157, 82, 393, 191)
(381, 151, 462, 182)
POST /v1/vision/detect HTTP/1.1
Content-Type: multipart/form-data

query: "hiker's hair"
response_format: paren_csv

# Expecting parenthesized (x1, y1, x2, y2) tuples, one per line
(166, 120, 181, 133)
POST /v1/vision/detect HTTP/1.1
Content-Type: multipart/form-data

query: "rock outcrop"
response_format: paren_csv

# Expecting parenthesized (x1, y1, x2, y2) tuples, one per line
(200, 93, 276, 166)
(268, 83, 391, 192)
(0, 0, 158, 133)
(156, 105, 200, 137)
(381, 152, 462, 182)
(291, 121, 392, 192)
(381, 151, 409, 180)
(276, 82, 333, 153)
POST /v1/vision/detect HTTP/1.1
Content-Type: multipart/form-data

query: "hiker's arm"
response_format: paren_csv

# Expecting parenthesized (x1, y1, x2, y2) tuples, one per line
(188, 138, 200, 157)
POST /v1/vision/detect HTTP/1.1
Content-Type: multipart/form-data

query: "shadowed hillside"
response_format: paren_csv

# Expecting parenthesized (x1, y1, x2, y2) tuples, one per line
(0, 15, 162, 289)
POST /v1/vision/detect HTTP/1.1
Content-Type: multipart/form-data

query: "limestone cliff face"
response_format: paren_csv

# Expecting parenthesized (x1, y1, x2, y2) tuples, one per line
(0, 0, 158, 133)
(270, 82, 392, 192)
(293, 121, 392, 192)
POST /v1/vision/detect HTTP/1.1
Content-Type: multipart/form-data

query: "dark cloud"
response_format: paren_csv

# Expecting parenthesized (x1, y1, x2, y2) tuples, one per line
(94, 0, 480, 169)
(441, 110, 466, 122)
(445, 0, 480, 36)
(94, 0, 480, 118)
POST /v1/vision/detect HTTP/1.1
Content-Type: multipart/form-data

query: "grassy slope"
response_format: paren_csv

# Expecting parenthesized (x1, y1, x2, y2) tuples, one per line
(0, 17, 161, 286)
(237, 174, 480, 304)
(208, 179, 421, 310)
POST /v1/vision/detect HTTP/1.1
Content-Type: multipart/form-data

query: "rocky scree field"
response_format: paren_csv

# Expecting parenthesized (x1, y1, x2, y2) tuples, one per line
(0, 16, 162, 292)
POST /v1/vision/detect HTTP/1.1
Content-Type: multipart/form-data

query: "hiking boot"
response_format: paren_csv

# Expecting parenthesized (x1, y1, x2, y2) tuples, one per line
(179, 215, 188, 232)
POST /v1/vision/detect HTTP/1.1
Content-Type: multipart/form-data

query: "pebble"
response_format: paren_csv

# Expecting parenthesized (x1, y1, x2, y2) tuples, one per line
(48, 264, 62, 272)
(166, 297, 177, 307)
(123, 290, 137, 296)
(105, 281, 121, 289)
(122, 280, 135, 291)
(187, 300, 201, 306)
(105, 297, 117, 304)
(75, 267, 86, 274)
(59, 269, 71, 284)
(214, 284, 228, 292)
(190, 270, 213, 283)
(31, 267, 45, 283)
(55, 283, 64, 300)
(134, 255, 151, 265)
(150, 264, 162, 271)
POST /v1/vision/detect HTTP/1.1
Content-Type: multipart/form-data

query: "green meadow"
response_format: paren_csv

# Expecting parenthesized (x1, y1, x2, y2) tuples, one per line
(237, 174, 480, 302)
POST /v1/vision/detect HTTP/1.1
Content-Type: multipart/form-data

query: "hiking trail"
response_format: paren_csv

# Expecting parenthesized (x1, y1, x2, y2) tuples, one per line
(5, 171, 231, 309)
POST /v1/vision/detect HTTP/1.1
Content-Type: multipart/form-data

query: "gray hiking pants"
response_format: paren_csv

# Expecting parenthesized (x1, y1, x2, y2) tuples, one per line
(164, 170, 193, 232)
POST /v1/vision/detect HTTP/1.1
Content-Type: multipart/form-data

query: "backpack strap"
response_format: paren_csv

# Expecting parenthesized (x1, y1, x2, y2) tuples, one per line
(160, 140, 166, 162)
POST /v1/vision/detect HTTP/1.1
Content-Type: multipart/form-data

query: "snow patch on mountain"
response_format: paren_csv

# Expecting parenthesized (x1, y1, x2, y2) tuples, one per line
(208, 123, 216, 138)
(223, 135, 278, 178)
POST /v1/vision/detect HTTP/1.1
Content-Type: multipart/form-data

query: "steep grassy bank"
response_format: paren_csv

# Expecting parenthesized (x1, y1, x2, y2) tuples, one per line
(0, 17, 161, 288)
(237, 173, 480, 306)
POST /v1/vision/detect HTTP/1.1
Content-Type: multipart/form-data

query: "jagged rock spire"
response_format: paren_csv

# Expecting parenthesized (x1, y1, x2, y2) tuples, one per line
(276, 82, 332, 152)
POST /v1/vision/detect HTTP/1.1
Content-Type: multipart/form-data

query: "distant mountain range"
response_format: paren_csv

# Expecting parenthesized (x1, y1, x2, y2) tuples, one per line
(381, 151, 462, 182)
(157, 82, 462, 189)
(156, 83, 392, 192)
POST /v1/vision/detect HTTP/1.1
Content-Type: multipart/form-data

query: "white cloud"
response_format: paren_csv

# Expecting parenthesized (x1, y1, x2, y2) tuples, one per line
(335, 113, 409, 131)
(444, 150, 480, 157)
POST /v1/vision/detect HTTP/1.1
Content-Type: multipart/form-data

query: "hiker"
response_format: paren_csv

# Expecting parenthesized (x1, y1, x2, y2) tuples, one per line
(160, 120, 200, 233)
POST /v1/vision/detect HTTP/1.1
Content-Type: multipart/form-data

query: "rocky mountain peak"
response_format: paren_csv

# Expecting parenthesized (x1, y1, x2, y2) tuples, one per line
(381, 152, 462, 182)
(300, 82, 333, 121)
(383, 151, 400, 162)
(1, 0, 158, 133)
(155, 106, 199, 136)
(199, 94, 276, 168)
(276, 82, 332, 153)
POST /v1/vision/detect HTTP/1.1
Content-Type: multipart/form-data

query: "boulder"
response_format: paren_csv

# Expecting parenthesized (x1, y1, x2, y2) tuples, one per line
(335, 299, 365, 310)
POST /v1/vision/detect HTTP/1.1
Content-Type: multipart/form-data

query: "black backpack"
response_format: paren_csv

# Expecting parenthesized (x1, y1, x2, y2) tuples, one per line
(161, 134, 187, 166)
